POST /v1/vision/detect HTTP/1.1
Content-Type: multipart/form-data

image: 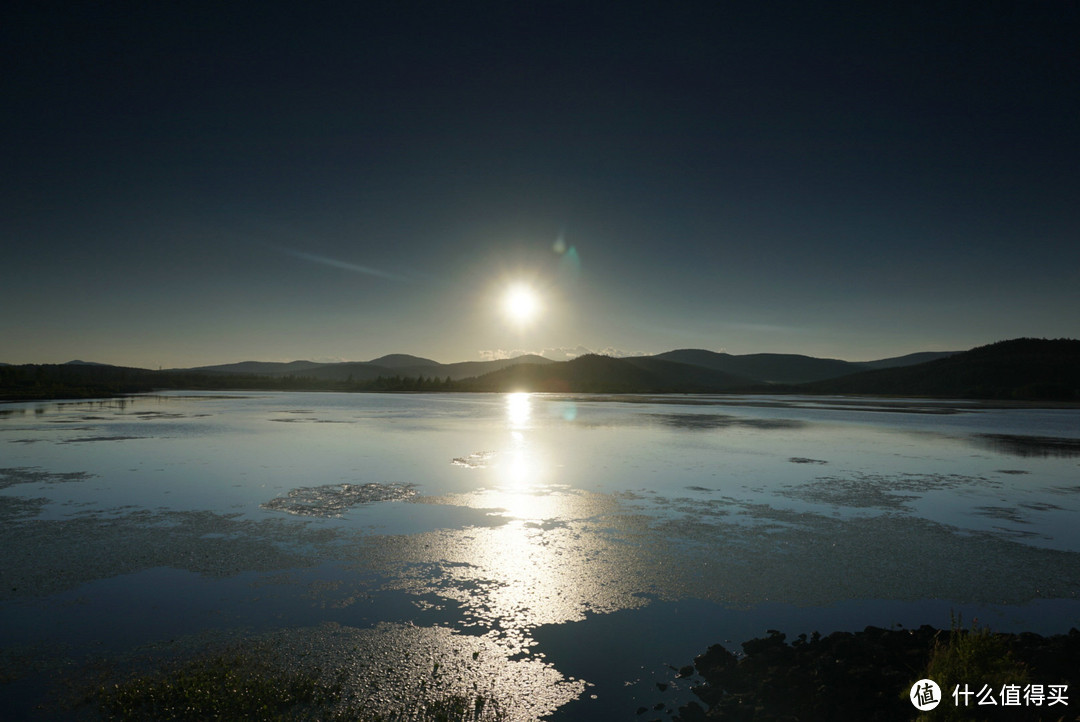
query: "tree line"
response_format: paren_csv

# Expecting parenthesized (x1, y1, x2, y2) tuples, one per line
(0, 364, 461, 400)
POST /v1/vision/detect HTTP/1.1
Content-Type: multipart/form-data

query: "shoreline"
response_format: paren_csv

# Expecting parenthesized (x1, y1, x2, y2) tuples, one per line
(5, 387, 1080, 410)
(11, 623, 1078, 720)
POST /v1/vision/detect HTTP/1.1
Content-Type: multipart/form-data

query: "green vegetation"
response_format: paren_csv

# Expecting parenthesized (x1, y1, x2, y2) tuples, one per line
(92, 646, 507, 721)
(95, 649, 342, 721)
(914, 616, 1028, 721)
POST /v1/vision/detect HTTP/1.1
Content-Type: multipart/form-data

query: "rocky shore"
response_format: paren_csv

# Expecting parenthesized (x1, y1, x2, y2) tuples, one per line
(670, 625, 1080, 721)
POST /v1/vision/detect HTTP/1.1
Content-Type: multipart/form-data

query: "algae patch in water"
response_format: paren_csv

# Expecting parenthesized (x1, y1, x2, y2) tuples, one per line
(61, 435, 147, 443)
(779, 472, 995, 511)
(262, 482, 418, 518)
(0, 467, 95, 491)
(0, 496, 51, 522)
(974, 433, 1080, 458)
(83, 622, 579, 722)
(94, 645, 344, 721)
(648, 413, 806, 431)
(0, 509, 340, 600)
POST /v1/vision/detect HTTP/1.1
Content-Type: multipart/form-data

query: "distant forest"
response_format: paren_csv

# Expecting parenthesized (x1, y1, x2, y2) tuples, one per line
(0, 364, 457, 401)
(1, 338, 1077, 402)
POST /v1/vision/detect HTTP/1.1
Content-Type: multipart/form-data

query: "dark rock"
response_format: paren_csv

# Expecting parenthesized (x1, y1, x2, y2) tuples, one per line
(694, 643, 737, 675)
(742, 630, 786, 656)
(675, 701, 707, 722)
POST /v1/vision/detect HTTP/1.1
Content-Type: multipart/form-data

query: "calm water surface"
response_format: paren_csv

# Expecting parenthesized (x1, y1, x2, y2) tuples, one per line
(2, 392, 1079, 719)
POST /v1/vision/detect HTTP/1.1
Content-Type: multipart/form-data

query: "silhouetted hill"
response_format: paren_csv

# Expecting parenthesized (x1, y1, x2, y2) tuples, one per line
(286, 355, 553, 382)
(293, 362, 391, 382)
(459, 354, 750, 393)
(421, 355, 553, 381)
(655, 349, 860, 384)
(4, 339, 1075, 401)
(621, 356, 757, 387)
(64, 360, 114, 367)
(186, 360, 325, 375)
(366, 354, 440, 369)
(860, 350, 958, 370)
(462, 341, 1077, 397)
(177, 349, 953, 388)
(458, 356, 649, 393)
(801, 338, 1080, 400)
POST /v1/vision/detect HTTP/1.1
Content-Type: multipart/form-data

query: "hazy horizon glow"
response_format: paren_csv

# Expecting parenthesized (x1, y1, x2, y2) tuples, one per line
(2, 3, 1077, 368)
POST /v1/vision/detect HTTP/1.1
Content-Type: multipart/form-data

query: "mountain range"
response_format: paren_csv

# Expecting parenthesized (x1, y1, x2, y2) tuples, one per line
(182, 349, 956, 386)
(181, 353, 556, 383)
(2, 339, 1077, 401)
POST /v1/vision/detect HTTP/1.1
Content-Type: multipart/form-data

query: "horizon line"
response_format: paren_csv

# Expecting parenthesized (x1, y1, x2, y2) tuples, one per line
(0, 342, 1007, 370)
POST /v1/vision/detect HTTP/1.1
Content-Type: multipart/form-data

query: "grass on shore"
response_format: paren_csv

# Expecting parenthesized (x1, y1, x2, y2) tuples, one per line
(914, 615, 1028, 720)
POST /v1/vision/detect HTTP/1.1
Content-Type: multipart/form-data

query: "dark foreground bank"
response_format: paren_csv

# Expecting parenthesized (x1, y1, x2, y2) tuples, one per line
(672, 625, 1080, 722)
(36, 624, 1078, 721)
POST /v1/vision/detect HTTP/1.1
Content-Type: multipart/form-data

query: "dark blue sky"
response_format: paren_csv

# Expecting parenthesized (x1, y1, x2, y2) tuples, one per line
(4, 1, 1078, 366)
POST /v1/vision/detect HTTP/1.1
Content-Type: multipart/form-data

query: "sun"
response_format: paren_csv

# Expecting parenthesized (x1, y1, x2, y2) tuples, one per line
(503, 283, 540, 324)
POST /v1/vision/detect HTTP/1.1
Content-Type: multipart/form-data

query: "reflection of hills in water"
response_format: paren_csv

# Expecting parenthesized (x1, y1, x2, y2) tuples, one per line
(974, 433, 1080, 458)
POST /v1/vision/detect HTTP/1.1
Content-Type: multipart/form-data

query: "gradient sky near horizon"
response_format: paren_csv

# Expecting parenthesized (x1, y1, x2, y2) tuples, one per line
(3, 1, 1078, 368)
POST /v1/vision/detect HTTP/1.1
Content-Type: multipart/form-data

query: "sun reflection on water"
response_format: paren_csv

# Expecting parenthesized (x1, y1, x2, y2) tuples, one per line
(489, 393, 554, 520)
(505, 392, 532, 430)
(371, 392, 655, 711)
(427, 392, 625, 652)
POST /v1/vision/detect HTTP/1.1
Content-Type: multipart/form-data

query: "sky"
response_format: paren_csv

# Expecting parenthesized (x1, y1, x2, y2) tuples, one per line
(3, 1, 1078, 368)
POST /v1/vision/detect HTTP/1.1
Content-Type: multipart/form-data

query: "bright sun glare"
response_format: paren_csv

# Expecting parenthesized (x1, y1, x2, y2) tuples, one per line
(503, 284, 540, 324)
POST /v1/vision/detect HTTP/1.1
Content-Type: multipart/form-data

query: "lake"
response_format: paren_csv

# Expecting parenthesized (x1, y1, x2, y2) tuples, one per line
(2, 391, 1079, 719)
